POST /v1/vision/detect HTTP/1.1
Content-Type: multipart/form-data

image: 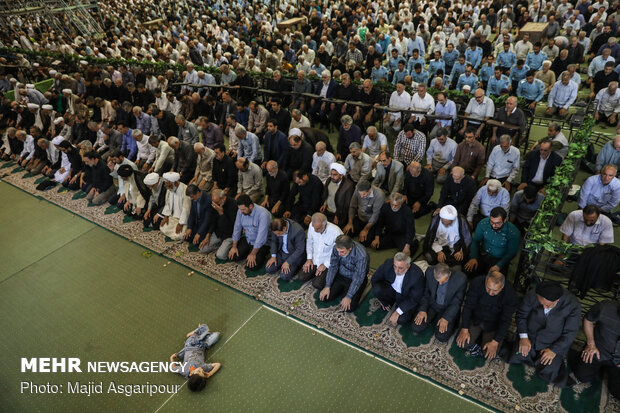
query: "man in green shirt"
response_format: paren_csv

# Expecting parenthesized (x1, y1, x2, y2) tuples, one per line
(464, 207, 520, 277)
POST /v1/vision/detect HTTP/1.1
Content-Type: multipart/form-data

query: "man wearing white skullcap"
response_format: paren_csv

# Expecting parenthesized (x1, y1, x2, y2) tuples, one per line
(142, 173, 168, 230)
(40, 136, 64, 178)
(423, 204, 472, 265)
(288, 128, 302, 138)
(467, 179, 510, 228)
(158, 172, 191, 240)
(320, 162, 355, 227)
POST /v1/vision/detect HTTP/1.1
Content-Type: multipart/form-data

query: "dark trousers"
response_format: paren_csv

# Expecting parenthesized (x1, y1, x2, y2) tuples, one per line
(509, 344, 568, 387)
(290, 203, 311, 225)
(180, 172, 192, 185)
(297, 263, 327, 284)
(154, 159, 174, 175)
(265, 199, 286, 218)
(406, 200, 435, 218)
(574, 354, 620, 399)
(376, 233, 419, 255)
(424, 247, 465, 267)
(319, 273, 368, 312)
(412, 303, 458, 342)
(351, 216, 377, 246)
(265, 251, 303, 280)
(467, 323, 499, 349)
(230, 237, 270, 269)
(371, 281, 417, 325)
(144, 211, 162, 230)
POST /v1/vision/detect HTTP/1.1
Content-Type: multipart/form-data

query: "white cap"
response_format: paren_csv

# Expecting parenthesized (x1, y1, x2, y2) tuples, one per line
(54, 117, 64, 125)
(162, 172, 180, 182)
(330, 162, 346, 176)
(42, 104, 53, 110)
(439, 205, 458, 220)
(288, 128, 301, 138)
(27, 103, 39, 109)
(52, 136, 65, 145)
(26, 83, 35, 89)
(143, 173, 160, 185)
(62, 88, 73, 95)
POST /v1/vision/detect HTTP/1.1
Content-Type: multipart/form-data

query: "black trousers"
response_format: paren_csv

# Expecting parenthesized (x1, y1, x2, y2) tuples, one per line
(298, 263, 327, 284)
(143, 212, 162, 230)
(467, 323, 499, 349)
(312, 272, 368, 312)
(424, 246, 464, 267)
(372, 281, 417, 325)
(230, 237, 270, 269)
(509, 344, 568, 387)
(375, 233, 419, 255)
(574, 353, 620, 399)
(350, 216, 377, 246)
(412, 303, 458, 342)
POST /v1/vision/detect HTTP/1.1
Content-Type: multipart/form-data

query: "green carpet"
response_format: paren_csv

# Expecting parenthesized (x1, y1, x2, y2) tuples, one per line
(0, 183, 489, 413)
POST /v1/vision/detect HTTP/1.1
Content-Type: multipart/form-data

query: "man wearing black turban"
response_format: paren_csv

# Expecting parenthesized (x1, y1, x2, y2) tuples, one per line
(508, 281, 581, 387)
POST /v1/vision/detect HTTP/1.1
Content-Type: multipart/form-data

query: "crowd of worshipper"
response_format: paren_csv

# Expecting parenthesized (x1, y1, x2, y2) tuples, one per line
(1, 0, 620, 395)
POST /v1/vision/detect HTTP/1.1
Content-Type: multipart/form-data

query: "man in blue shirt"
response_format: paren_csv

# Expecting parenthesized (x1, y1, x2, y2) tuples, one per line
(443, 43, 460, 75)
(318, 235, 370, 312)
(525, 42, 547, 71)
(487, 67, 511, 97)
(411, 63, 430, 85)
(450, 56, 468, 89)
(119, 122, 137, 161)
(428, 51, 446, 82)
(465, 43, 483, 70)
(227, 194, 272, 269)
(510, 60, 530, 92)
(387, 49, 402, 74)
(456, 64, 480, 91)
(497, 42, 517, 72)
(479, 56, 496, 89)
(406, 49, 425, 74)
(518, 70, 546, 110)
(392, 60, 409, 85)
(370, 58, 389, 83)
(546, 71, 579, 118)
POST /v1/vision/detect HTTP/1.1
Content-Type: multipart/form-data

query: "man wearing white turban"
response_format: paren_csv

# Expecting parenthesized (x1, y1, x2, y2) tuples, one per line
(319, 162, 355, 228)
(423, 205, 472, 266)
(159, 172, 191, 240)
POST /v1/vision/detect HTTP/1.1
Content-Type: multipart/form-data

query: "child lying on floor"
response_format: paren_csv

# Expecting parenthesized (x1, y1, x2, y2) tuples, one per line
(170, 323, 221, 392)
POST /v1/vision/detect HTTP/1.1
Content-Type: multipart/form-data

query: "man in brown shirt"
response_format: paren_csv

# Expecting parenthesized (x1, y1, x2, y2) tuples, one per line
(453, 128, 485, 180)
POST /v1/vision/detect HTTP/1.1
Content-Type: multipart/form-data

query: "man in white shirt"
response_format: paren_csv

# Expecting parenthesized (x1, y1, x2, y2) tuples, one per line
(383, 81, 412, 136)
(159, 172, 191, 241)
(425, 128, 458, 184)
(298, 212, 343, 286)
(408, 84, 436, 135)
(361, 126, 388, 159)
(133, 129, 155, 171)
(594, 81, 620, 126)
(312, 141, 336, 184)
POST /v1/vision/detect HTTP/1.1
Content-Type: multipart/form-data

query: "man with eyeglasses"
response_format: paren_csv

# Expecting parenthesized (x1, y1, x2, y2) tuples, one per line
(459, 89, 495, 140)
(464, 207, 520, 277)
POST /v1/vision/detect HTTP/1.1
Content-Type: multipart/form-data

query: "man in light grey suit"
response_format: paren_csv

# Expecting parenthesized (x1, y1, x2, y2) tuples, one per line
(373, 151, 404, 196)
(265, 218, 306, 281)
(413, 263, 467, 342)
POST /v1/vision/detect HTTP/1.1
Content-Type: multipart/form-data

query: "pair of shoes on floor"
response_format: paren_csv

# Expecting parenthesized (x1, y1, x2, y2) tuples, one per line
(467, 343, 484, 358)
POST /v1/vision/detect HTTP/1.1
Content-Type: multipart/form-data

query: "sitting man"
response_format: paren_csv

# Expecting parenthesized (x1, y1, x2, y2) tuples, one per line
(201, 189, 238, 257)
(344, 142, 372, 184)
(184, 184, 212, 248)
(595, 136, 620, 174)
(261, 161, 290, 218)
(509, 282, 581, 387)
(142, 172, 167, 230)
(465, 207, 520, 277)
(578, 165, 620, 216)
(168, 136, 197, 185)
(425, 128, 457, 184)
(559, 205, 614, 248)
(226, 194, 272, 269)
(594, 81, 620, 127)
(299, 212, 343, 285)
(370, 193, 416, 255)
(82, 151, 116, 206)
(235, 157, 264, 203)
(456, 271, 519, 360)
(436, 166, 476, 216)
(467, 179, 511, 229)
(284, 170, 323, 226)
(159, 172, 191, 241)
(116, 164, 150, 218)
(373, 151, 405, 196)
(403, 161, 435, 218)
(371, 252, 426, 326)
(509, 185, 545, 234)
(453, 128, 486, 181)
(266, 218, 306, 281)
(320, 163, 355, 227)
(413, 263, 467, 343)
(482, 134, 521, 191)
(423, 205, 472, 266)
(343, 180, 385, 246)
(190, 142, 215, 191)
(317, 235, 370, 312)
(545, 71, 578, 119)
(169, 323, 221, 392)
(574, 300, 620, 399)
(518, 139, 562, 192)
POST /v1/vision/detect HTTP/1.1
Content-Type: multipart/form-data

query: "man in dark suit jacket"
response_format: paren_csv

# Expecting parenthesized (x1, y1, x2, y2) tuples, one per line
(371, 254, 425, 326)
(413, 263, 468, 342)
(320, 164, 355, 227)
(184, 185, 213, 247)
(518, 140, 563, 191)
(309, 72, 338, 126)
(206, 95, 224, 126)
(456, 272, 519, 360)
(266, 218, 306, 280)
(509, 282, 581, 387)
